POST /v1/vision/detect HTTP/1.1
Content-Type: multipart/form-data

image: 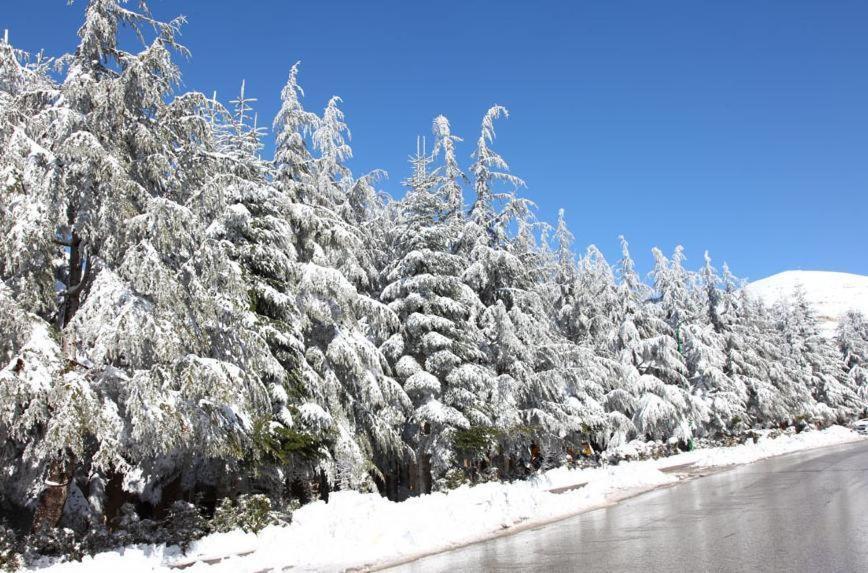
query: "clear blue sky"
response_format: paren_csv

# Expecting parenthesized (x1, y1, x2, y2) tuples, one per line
(4, 1, 867, 280)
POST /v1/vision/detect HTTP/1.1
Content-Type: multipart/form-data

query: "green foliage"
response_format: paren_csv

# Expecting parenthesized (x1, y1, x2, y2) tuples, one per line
(452, 426, 500, 458)
(440, 468, 468, 491)
(211, 494, 291, 534)
(22, 526, 83, 565)
(729, 415, 745, 433)
(282, 369, 309, 403)
(507, 424, 539, 442)
(250, 418, 329, 468)
(247, 288, 260, 313)
(107, 502, 210, 554)
(163, 501, 209, 553)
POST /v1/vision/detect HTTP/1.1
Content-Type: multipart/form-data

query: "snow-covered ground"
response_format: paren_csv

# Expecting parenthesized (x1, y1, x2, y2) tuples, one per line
(33, 426, 865, 573)
(746, 270, 868, 337)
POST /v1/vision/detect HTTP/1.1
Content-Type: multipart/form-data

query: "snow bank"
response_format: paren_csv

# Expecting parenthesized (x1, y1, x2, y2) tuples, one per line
(33, 426, 865, 573)
(671, 425, 862, 469)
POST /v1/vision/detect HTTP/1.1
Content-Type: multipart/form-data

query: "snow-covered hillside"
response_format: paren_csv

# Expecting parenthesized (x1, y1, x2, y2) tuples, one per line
(746, 271, 868, 337)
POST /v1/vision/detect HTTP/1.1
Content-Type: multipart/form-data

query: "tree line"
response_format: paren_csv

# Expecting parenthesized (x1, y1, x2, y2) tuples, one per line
(0, 0, 865, 539)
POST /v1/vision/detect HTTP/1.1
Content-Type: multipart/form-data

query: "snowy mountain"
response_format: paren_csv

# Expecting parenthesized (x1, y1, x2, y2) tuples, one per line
(746, 271, 868, 336)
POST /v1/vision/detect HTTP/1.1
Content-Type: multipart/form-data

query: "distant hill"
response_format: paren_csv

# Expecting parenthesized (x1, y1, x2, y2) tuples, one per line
(745, 271, 868, 337)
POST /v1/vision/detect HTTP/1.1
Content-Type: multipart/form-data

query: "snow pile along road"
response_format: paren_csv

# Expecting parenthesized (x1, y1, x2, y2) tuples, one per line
(745, 270, 868, 337)
(34, 426, 865, 573)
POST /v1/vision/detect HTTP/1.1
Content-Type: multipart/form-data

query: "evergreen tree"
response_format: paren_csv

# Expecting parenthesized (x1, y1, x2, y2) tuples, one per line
(271, 70, 408, 493)
(432, 114, 466, 225)
(273, 61, 319, 193)
(0, 0, 279, 530)
(380, 125, 487, 489)
(837, 311, 868, 404)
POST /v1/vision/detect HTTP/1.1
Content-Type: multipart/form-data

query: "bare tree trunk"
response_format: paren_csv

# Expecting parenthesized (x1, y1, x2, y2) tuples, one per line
(31, 456, 74, 532)
(408, 458, 418, 496)
(420, 454, 432, 495)
(318, 469, 330, 503)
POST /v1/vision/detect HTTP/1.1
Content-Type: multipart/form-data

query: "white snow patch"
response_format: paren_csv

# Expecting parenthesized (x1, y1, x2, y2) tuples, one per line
(745, 270, 868, 337)
(31, 426, 866, 573)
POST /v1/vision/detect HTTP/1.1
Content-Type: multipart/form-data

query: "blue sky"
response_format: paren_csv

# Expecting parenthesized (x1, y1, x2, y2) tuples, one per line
(4, 1, 867, 280)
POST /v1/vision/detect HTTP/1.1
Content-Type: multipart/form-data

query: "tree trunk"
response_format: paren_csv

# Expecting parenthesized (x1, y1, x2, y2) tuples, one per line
(318, 469, 330, 503)
(34, 227, 87, 532)
(420, 454, 432, 495)
(289, 476, 312, 505)
(408, 458, 418, 496)
(60, 231, 83, 331)
(31, 457, 75, 532)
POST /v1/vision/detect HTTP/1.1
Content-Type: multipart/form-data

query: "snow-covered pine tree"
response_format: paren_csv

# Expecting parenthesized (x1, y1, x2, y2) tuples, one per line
(0, 0, 285, 532)
(312, 96, 352, 210)
(782, 285, 861, 421)
(461, 106, 528, 301)
(432, 114, 466, 225)
(552, 209, 575, 284)
(0, 31, 59, 322)
(306, 94, 379, 292)
(594, 236, 652, 444)
(652, 245, 698, 334)
(756, 292, 824, 424)
(0, 26, 78, 531)
(532, 241, 634, 451)
(273, 62, 319, 194)
(610, 243, 698, 441)
(544, 209, 578, 337)
(463, 106, 524, 246)
(567, 245, 620, 354)
(192, 81, 333, 501)
(681, 253, 745, 435)
(460, 107, 587, 467)
(272, 69, 408, 495)
(836, 310, 868, 405)
(224, 80, 268, 166)
(457, 107, 530, 442)
(718, 262, 741, 331)
(504, 219, 619, 459)
(633, 247, 691, 389)
(727, 294, 802, 427)
(380, 120, 495, 490)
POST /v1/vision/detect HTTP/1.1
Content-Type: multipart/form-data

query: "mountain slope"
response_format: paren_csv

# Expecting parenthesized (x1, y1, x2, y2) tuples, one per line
(745, 270, 868, 336)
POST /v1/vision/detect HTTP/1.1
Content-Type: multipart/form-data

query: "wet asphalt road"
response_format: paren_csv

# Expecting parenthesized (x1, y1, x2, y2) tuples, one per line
(386, 440, 868, 573)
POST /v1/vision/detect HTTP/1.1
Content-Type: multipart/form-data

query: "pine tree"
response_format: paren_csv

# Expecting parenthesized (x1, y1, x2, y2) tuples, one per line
(837, 311, 868, 405)
(273, 62, 319, 193)
(312, 96, 353, 210)
(381, 126, 493, 489)
(612, 244, 699, 441)
(271, 70, 409, 493)
(682, 253, 744, 435)
(786, 286, 861, 421)
(432, 114, 466, 224)
(0, 0, 284, 531)
(568, 245, 620, 354)
(652, 245, 698, 333)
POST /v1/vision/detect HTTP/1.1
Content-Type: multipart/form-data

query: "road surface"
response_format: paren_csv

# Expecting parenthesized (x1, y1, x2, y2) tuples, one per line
(385, 440, 868, 573)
